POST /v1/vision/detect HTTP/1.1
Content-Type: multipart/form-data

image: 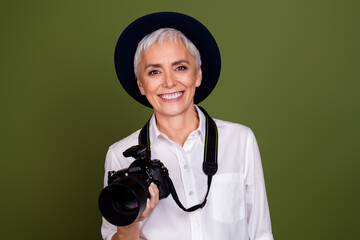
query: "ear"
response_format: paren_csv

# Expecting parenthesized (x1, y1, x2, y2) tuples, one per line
(137, 79, 146, 95)
(195, 68, 202, 87)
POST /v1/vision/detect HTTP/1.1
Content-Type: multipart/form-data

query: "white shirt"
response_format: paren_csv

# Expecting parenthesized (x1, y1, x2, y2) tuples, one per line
(101, 106, 274, 240)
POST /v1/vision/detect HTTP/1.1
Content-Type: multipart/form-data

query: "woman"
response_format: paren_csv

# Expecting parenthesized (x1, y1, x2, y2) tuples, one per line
(101, 12, 273, 240)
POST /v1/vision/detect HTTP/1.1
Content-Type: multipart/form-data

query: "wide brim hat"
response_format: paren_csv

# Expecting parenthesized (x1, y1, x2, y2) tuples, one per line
(114, 12, 221, 108)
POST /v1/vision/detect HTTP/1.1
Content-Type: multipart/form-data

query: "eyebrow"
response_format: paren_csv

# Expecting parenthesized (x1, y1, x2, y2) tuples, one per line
(144, 60, 190, 70)
(144, 64, 161, 69)
(172, 60, 189, 66)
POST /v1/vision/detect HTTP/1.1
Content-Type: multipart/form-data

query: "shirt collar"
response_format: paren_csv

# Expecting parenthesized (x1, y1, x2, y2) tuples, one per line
(148, 113, 162, 144)
(148, 105, 206, 145)
(195, 105, 206, 143)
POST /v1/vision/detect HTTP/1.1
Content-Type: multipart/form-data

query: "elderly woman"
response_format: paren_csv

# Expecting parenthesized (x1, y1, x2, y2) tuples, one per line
(100, 12, 273, 240)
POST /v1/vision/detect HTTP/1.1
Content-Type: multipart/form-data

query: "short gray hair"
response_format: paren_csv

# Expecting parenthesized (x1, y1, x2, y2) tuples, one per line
(133, 28, 202, 79)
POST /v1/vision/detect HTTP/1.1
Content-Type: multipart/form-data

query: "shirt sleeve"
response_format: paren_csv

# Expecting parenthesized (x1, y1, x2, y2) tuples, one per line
(244, 129, 274, 240)
(101, 147, 122, 240)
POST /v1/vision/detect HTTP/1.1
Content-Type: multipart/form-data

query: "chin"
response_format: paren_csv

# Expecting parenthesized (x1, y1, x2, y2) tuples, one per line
(156, 104, 192, 117)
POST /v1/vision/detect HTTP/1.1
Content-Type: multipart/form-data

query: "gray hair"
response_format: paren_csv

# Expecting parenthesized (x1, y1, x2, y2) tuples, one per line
(133, 28, 202, 79)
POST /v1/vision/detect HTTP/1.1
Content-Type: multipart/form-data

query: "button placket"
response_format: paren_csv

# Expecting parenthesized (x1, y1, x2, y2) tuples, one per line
(189, 211, 203, 240)
(175, 146, 198, 207)
(183, 133, 198, 153)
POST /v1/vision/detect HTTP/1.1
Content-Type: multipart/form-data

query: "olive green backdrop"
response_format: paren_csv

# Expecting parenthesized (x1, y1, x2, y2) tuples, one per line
(1, 0, 359, 239)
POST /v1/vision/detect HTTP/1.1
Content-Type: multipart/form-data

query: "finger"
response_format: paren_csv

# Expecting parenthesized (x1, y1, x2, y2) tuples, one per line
(148, 183, 159, 208)
(137, 198, 151, 221)
(137, 184, 159, 222)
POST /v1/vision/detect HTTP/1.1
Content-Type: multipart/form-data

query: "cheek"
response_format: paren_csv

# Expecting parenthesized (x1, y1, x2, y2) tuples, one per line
(142, 81, 159, 95)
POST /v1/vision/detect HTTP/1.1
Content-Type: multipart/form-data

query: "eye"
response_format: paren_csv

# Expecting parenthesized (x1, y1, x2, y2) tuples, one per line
(176, 66, 187, 71)
(149, 70, 160, 75)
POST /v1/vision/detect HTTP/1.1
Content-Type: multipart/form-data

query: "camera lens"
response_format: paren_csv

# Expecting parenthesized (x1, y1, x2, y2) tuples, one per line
(110, 186, 139, 214)
(98, 176, 149, 226)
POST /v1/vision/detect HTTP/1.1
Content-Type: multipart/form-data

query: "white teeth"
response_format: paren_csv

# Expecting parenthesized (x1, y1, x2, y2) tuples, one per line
(160, 92, 183, 100)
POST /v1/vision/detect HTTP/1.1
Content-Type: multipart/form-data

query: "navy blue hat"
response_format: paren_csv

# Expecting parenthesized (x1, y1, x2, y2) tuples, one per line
(114, 12, 221, 108)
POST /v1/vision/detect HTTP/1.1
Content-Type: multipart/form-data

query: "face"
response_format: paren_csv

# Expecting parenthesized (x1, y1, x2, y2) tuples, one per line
(137, 40, 202, 118)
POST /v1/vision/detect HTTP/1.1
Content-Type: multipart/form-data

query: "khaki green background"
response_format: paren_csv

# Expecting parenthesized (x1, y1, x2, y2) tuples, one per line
(1, 0, 359, 239)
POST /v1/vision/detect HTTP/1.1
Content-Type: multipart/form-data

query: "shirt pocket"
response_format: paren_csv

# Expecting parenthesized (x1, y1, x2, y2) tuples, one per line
(209, 173, 245, 223)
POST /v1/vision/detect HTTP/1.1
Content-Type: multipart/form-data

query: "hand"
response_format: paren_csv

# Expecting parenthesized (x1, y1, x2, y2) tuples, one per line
(112, 183, 159, 240)
(137, 182, 160, 221)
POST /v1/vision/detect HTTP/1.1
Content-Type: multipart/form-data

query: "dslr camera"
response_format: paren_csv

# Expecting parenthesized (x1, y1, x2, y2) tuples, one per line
(98, 144, 170, 226)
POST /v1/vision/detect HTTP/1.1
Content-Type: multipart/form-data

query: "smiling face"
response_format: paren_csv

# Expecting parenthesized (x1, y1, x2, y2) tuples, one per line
(137, 40, 202, 118)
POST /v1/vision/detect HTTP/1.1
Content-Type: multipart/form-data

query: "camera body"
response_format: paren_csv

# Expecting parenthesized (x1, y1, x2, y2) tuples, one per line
(108, 145, 170, 199)
(98, 145, 170, 226)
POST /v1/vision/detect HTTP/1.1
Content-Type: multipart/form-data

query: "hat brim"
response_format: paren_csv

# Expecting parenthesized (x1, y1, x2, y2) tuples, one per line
(114, 12, 221, 108)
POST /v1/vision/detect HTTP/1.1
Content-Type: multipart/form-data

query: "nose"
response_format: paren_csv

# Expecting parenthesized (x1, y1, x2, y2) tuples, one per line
(162, 71, 176, 88)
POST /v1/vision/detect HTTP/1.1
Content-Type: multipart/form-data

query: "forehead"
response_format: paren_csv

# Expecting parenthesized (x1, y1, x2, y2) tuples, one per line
(140, 40, 195, 64)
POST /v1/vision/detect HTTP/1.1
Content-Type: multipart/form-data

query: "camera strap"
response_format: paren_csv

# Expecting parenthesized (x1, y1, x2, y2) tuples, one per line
(138, 106, 218, 212)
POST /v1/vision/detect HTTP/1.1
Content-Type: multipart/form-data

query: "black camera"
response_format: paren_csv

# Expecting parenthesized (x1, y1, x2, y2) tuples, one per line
(98, 145, 170, 226)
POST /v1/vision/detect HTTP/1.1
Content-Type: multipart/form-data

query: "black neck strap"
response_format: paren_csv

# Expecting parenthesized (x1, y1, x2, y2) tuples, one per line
(138, 106, 218, 212)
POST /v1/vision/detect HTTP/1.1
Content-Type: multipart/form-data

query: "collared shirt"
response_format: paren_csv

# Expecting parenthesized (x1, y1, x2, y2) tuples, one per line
(101, 106, 274, 240)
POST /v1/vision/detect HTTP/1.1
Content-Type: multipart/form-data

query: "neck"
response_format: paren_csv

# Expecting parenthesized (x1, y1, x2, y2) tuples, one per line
(154, 106, 199, 146)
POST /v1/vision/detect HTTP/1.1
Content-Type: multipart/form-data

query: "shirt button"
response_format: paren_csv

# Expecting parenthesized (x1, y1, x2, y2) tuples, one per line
(184, 165, 188, 169)
(189, 191, 194, 196)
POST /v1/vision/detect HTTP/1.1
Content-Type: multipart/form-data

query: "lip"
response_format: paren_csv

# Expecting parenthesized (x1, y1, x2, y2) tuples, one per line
(158, 91, 184, 102)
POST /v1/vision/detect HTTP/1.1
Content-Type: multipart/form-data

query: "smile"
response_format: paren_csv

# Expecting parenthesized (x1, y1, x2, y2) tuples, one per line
(158, 91, 184, 100)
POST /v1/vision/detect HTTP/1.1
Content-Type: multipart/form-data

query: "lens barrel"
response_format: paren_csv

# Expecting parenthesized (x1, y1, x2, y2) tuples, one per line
(98, 176, 149, 226)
